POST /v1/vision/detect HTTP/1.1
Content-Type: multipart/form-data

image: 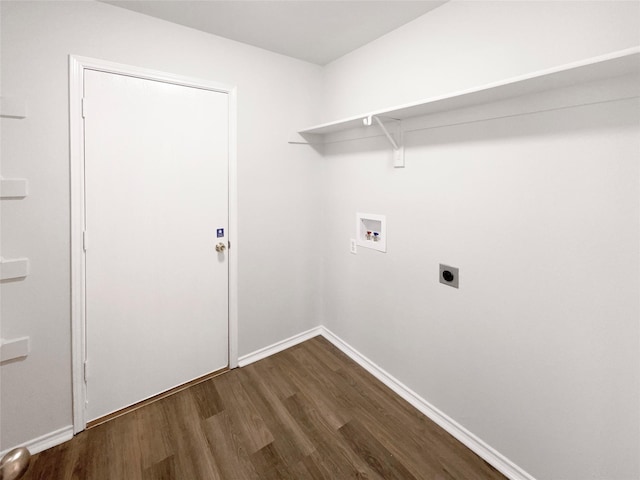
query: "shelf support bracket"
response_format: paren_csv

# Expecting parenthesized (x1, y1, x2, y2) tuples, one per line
(363, 115, 404, 168)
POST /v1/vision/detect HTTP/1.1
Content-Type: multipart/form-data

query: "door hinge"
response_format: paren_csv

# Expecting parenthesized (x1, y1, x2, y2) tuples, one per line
(83, 230, 88, 252)
(83, 360, 89, 383)
(82, 98, 87, 118)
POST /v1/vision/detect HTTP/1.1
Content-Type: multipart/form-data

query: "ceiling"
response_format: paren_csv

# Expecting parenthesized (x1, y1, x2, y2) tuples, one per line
(101, 1, 447, 65)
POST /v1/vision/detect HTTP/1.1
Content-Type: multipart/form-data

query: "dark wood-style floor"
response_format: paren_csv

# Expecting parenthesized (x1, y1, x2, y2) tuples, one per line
(23, 337, 506, 479)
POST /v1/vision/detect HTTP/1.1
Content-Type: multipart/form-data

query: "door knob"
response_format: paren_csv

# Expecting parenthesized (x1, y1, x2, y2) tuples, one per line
(0, 447, 31, 480)
(215, 242, 226, 252)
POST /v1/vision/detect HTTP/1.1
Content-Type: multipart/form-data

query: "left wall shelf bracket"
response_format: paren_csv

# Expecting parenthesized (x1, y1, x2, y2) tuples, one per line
(363, 115, 404, 168)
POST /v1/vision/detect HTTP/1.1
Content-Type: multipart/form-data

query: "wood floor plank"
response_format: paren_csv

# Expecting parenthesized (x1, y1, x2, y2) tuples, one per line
(158, 390, 222, 479)
(279, 348, 352, 430)
(252, 354, 299, 400)
(202, 410, 261, 480)
(339, 418, 419, 480)
(190, 378, 225, 420)
(284, 391, 384, 479)
(250, 442, 298, 480)
(82, 419, 116, 480)
(58, 432, 89, 480)
(107, 412, 144, 480)
(304, 335, 348, 371)
(213, 370, 275, 454)
(20, 338, 508, 480)
(237, 364, 316, 463)
(289, 451, 330, 480)
(134, 397, 174, 471)
(142, 455, 176, 480)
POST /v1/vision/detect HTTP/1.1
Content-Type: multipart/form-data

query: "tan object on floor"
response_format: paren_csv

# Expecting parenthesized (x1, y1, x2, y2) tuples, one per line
(0, 447, 31, 480)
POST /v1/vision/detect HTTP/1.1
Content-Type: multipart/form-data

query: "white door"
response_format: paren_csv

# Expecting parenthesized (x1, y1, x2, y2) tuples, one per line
(83, 69, 229, 422)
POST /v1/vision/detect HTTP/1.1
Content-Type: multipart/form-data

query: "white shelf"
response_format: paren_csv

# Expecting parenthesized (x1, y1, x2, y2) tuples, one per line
(0, 337, 30, 362)
(293, 46, 640, 142)
(1, 178, 28, 198)
(0, 257, 30, 280)
(0, 97, 27, 119)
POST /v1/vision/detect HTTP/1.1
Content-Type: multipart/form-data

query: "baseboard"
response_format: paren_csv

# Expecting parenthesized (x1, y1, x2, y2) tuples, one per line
(0, 425, 73, 458)
(238, 326, 323, 367)
(318, 326, 536, 480)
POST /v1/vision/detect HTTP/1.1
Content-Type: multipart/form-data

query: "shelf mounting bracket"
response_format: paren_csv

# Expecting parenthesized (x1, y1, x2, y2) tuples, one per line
(363, 115, 404, 168)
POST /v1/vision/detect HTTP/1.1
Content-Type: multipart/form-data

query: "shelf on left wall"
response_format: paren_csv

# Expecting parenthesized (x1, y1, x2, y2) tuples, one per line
(1, 177, 28, 198)
(0, 96, 27, 119)
(0, 257, 30, 281)
(1, 97, 30, 281)
(0, 336, 30, 362)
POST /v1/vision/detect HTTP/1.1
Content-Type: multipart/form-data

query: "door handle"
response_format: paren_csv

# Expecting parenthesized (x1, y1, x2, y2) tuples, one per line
(0, 447, 31, 480)
(215, 242, 226, 252)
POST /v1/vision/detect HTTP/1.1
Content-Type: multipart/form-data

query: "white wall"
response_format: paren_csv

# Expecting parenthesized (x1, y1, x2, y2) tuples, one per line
(2, 2, 639, 479)
(0, 0, 323, 451)
(320, 1, 640, 479)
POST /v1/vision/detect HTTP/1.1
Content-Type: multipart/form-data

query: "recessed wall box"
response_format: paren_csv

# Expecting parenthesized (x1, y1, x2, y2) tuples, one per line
(356, 213, 386, 252)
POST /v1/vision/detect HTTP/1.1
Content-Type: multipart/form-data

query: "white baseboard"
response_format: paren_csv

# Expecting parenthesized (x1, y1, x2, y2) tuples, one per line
(0, 425, 73, 458)
(238, 326, 323, 367)
(318, 326, 536, 480)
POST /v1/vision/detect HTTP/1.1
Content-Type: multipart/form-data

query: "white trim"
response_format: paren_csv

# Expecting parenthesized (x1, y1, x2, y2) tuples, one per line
(238, 326, 323, 367)
(69, 56, 234, 94)
(69, 55, 238, 434)
(227, 87, 239, 369)
(69, 55, 86, 434)
(318, 326, 537, 480)
(0, 425, 73, 457)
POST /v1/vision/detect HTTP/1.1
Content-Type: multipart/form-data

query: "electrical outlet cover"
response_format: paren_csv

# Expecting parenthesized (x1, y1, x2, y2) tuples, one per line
(439, 264, 459, 288)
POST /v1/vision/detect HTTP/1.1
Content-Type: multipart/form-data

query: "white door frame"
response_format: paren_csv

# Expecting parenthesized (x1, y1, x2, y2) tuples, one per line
(69, 55, 238, 434)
